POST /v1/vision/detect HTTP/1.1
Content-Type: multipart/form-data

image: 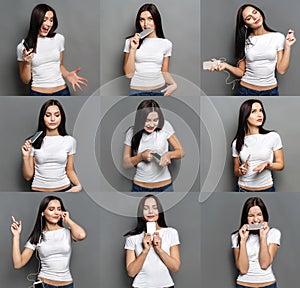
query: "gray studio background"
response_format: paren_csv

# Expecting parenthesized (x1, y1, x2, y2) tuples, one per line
(201, 0, 300, 96)
(99, 0, 200, 96)
(201, 96, 300, 192)
(0, 192, 200, 287)
(1, 0, 99, 96)
(200, 192, 300, 287)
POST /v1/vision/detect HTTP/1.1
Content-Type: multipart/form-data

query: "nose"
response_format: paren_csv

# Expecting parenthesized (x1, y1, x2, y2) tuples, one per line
(50, 114, 55, 121)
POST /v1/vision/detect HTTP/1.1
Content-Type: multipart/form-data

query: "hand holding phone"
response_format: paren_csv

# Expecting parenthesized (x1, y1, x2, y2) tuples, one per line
(247, 223, 262, 231)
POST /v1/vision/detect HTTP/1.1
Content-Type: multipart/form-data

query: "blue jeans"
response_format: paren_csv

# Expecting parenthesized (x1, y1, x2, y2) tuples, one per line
(236, 185, 275, 192)
(238, 84, 279, 96)
(132, 182, 174, 192)
(42, 283, 74, 288)
(236, 282, 277, 288)
(32, 185, 72, 192)
(30, 86, 71, 96)
(129, 84, 167, 96)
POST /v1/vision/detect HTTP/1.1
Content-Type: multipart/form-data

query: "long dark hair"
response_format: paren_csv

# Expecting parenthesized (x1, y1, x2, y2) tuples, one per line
(24, 4, 58, 53)
(235, 4, 276, 60)
(127, 3, 165, 49)
(233, 197, 269, 245)
(124, 194, 168, 236)
(232, 99, 271, 154)
(29, 99, 68, 149)
(28, 196, 66, 245)
(131, 99, 165, 157)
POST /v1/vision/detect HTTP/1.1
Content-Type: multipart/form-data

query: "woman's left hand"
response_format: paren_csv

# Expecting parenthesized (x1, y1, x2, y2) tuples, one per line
(66, 67, 88, 92)
(153, 232, 162, 250)
(159, 152, 171, 166)
(61, 211, 70, 224)
(285, 29, 296, 47)
(253, 161, 270, 173)
(161, 83, 177, 96)
(66, 184, 82, 192)
(259, 222, 270, 238)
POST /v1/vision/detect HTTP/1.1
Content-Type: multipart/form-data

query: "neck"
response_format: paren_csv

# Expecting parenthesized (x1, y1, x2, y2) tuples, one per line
(46, 129, 59, 136)
(251, 26, 267, 36)
(246, 126, 259, 135)
(44, 223, 60, 232)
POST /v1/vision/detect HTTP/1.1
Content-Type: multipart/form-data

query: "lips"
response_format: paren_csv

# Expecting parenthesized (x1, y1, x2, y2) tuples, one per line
(254, 18, 261, 24)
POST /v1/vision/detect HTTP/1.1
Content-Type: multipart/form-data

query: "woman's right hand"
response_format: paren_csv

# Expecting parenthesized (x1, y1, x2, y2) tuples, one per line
(11, 216, 22, 236)
(142, 233, 152, 251)
(22, 48, 34, 63)
(238, 162, 249, 176)
(130, 33, 140, 51)
(238, 224, 249, 242)
(141, 149, 153, 163)
(21, 140, 32, 157)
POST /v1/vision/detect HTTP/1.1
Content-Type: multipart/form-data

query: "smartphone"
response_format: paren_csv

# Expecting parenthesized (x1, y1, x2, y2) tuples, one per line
(203, 60, 220, 70)
(150, 152, 161, 160)
(247, 223, 262, 231)
(23, 40, 33, 55)
(30, 131, 43, 144)
(146, 222, 156, 236)
(33, 281, 44, 288)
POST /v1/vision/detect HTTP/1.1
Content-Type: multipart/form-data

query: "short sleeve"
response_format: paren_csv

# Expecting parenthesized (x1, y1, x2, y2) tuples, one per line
(276, 33, 285, 51)
(164, 40, 172, 57)
(17, 41, 25, 61)
(267, 228, 281, 246)
(169, 228, 180, 246)
(123, 39, 131, 53)
(124, 235, 135, 250)
(271, 132, 283, 151)
(163, 120, 175, 139)
(124, 128, 133, 146)
(231, 232, 239, 248)
(25, 240, 36, 251)
(67, 136, 76, 155)
(232, 139, 239, 158)
(57, 34, 65, 52)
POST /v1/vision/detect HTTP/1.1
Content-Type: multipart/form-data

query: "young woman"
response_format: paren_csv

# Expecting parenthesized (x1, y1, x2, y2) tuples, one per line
(232, 99, 284, 192)
(232, 197, 280, 288)
(11, 195, 86, 288)
(123, 3, 177, 96)
(17, 3, 88, 96)
(210, 4, 296, 96)
(22, 99, 82, 192)
(124, 194, 180, 288)
(123, 99, 184, 192)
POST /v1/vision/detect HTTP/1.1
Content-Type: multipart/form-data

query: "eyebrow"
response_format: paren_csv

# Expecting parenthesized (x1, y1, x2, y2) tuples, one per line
(244, 9, 257, 19)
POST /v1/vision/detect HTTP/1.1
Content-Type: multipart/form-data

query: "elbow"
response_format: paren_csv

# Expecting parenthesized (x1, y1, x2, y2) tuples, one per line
(260, 263, 271, 270)
(126, 267, 137, 278)
(180, 148, 185, 158)
(277, 67, 287, 75)
(171, 261, 181, 273)
(13, 263, 23, 270)
(77, 231, 87, 241)
(239, 268, 249, 275)
(23, 174, 33, 181)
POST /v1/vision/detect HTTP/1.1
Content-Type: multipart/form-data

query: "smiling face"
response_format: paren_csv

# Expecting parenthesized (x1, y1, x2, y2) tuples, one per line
(144, 111, 159, 133)
(242, 6, 263, 29)
(247, 102, 264, 129)
(44, 105, 61, 133)
(143, 197, 159, 222)
(43, 199, 62, 225)
(247, 205, 264, 224)
(39, 10, 54, 37)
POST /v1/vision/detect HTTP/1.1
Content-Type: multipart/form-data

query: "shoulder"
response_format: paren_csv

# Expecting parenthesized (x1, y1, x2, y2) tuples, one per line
(54, 33, 65, 41)
(125, 127, 134, 138)
(161, 38, 172, 46)
(231, 232, 239, 247)
(162, 120, 173, 130)
(266, 131, 281, 140)
(64, 135, 76, 142)
(268, 227, 281, 238)
(164, 227, 178, 235)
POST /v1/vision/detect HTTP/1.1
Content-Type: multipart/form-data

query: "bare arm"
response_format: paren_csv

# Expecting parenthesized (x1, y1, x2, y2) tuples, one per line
(123, 144, 153, 169)
(253, 148, 284, 173)
(61, 212, 86, 241)
(21, 140, 34, 181)
(210, 59, 246, 78)
(65, 154, 82, 192)
(161, 57, 177, 96)
(123, 34, 140, 78)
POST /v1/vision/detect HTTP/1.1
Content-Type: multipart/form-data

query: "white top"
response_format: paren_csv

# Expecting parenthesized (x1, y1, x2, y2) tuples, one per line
(232, 132, 282, 188)
(30, 135, 76, 189)
(241, 32, 285, 86)
(124, 120, 174, 183)
(125, 227, 180, 288)
(231, 228, 281, 284)
(17, 33, 66, 88)
(123, 38, 172, 87)
(25, 228, 72, 282)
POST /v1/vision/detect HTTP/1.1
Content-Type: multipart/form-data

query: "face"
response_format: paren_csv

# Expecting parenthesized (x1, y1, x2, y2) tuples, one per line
(144, 111, 159, 133)
(43, 200, 62, 225)
(242, 6, 263, 29)
(39, 10, 54, 37)
(247, 102, 264, 128)
(139, 11, 156, 31)
(44, 105, 61, 131)
(143, 197, 159, 222)
(247, 205, 264, 224)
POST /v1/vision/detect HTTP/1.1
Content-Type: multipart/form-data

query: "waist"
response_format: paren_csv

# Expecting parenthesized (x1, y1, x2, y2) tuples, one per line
(38, 277, 73, 286)
(236, 280, 276, 287)
(238, 184, 274, 191)
(32, 183, 71, 192)
(133, 178, 172, 188)
(130, 82, 165, 90)
(240, 81, 277, 91)
(31, 84, 67, 93)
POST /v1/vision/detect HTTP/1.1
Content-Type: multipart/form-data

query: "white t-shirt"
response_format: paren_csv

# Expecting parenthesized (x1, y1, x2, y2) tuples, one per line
(241, 32, 285, 86)
(124, 120, 175, 183)
(17, 33, 66, 88)
(231, 228, 281, 283)
(123, 38, 172, 87)
(25, 228, 73, 282)
(125, 227, 180, 288)
(30, 135, 76, 189)
(232, 132, 282, 188)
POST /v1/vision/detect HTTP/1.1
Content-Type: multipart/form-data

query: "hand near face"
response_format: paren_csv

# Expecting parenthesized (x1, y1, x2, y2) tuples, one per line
(285, 29, 296, 47)
(130, 33, 140, 51)
(159, 152, 171, 166)
(152, 232, 162, 251)
(11, 216, 22, 236)
(239, 224, 249, 242)
(22, 48, 34, 63)
(61, 211, 70, 224)
(21, 140, 32, 157)
(259, 222, 270, 238)
(142, 233, 152, 251)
